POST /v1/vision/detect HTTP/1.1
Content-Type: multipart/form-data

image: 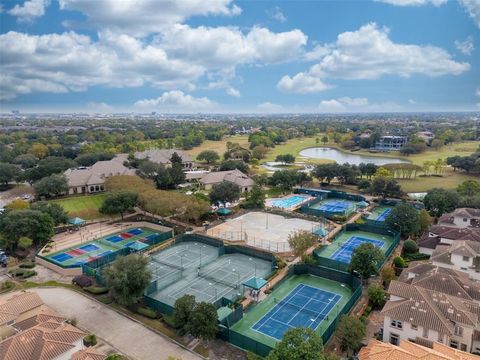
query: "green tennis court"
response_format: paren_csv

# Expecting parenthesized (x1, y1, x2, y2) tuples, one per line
(230, 274, 353, 348)
(316, 229, 395, 262)
(367, 206, 393, 222)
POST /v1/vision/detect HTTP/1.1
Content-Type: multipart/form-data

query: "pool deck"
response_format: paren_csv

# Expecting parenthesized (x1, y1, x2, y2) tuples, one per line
(265, 194, 314, 211)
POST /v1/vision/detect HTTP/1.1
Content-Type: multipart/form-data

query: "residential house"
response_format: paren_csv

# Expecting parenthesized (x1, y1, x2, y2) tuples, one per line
(359, 339, 480, 360)
(418, 225, 480, 255)
(374, 136, 408, 151)
(0, 291, 105, 360)
(439, 208, 480, 229)
(382, 264, 480, 354)
(416, 131, 435, 145)
(431, 241, 480, 280)
(64, 156, 135, 195)
(134, 149, 194, 169)
(198, 169, 254, 192)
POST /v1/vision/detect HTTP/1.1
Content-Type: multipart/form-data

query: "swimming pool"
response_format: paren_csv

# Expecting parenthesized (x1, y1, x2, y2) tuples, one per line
(267, 195, 309, 209)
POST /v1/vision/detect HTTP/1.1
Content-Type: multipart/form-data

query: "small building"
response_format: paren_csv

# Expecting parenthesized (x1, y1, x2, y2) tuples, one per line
(199, 169, 254, 192)
(64, 156, 135, 195)
(374, 136, 408, 151)
(418, 225, 480, 255)
(134, 149, 194, 169)
(416, 131, 435, 144)
(439, 208, 480, 229)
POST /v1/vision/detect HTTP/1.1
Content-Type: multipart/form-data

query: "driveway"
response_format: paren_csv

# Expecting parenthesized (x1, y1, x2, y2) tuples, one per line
(32, 288, 202, 360)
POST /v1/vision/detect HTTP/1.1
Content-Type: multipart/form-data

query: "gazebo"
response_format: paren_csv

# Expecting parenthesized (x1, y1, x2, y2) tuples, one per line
(69, 217, 86, 226)
(356, 201, 369, 208)
(216, 207, 232, 216)
(243, 276, 268, 291)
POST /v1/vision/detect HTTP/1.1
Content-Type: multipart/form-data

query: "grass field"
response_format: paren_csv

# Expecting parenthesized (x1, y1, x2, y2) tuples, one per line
(186, 135, 250, 160)
(50, 193, 106, 220)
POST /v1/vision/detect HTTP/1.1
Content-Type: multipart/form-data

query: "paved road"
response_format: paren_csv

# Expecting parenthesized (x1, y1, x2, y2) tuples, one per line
(33, 288, 202, 360)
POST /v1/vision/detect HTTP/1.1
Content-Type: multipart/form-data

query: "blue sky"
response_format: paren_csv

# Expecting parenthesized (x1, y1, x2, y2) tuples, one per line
(1, 0, 479, 113)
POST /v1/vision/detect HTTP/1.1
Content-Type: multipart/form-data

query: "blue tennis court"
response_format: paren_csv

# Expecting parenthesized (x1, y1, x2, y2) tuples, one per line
(376, 208, 392, 222)
(79, 244, 100, 252)
(128, 228, 143, 235)
(331, 236, 385, 263)
(315, 200, 352, 213)
(51, 253, 73, 262)
(106, 235, 124, 243)
(252, 284, 342, 340)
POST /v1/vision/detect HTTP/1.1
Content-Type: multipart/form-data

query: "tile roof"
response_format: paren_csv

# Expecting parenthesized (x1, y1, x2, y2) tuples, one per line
(359, 339, 480, 360)
(199, 169, 254, 187)
(0, 292, 44, 326)
(429, 226, 480, 242)
(432, 240, 480, 268)
(71, 346, 106, 360)
(0, 320, 86, 360)
(451, 208, 480, 219)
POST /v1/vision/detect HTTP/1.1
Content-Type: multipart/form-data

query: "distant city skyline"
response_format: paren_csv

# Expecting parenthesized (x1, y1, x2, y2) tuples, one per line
(1, 0, 479, 113)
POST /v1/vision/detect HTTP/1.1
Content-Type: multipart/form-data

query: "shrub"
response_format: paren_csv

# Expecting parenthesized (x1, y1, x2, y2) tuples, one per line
(97, 295, 113, 304)
(21, 270, 37, 279)
(19, 262, 36, 269)
(1, 281, 14, 291)
(403, 253, 430, 261)
(162, 314, 178, 328)
(83, 334, 97, 347)
(403, 239, 418, 254)
(137, 306, 157, 319)
(393, 256, 406, 268)
(331, 215, 347, 222)
(84, 286, 109, 295)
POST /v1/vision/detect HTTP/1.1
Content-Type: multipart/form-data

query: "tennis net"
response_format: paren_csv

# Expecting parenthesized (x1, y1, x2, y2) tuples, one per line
(274, 298, 330, 320)
(198, 269, 239, 289)
(151, 257, 184, 271)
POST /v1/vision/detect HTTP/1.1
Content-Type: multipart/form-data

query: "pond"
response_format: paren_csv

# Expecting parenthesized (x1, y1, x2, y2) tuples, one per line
(298, 147, 408, 166)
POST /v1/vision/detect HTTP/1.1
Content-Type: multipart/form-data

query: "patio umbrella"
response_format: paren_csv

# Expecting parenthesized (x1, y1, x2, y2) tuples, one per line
(69, 217, 86, 226)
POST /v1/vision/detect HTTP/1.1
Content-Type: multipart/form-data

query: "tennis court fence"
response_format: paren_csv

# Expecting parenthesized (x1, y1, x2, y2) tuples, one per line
(227, 264, 362, 357)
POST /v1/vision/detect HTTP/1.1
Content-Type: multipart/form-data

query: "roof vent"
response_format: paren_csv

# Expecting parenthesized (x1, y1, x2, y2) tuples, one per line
(448, 308, 454, 314)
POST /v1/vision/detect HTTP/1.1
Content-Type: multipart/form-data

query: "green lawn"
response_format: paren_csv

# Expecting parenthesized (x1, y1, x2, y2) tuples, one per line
(50, 193, 107, 220)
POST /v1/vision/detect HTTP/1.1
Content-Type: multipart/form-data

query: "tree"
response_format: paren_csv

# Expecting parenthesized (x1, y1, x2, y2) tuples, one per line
(5, 199, 29, 210)
(219, 160, 249, 173)
(367, 284, 386, 309)
(209, 181, 241, 205)
(30, 202, 69, 225)
(100, 191, 138, 220)
(186, 302, 218, 341)
(29, 143, 49, 159)
(13, 154, 37, 169)
(457, 180, 480, 197)
(381, 266, 395, 287)
(197, 150, 220, 164)
(34, 174, 69, 198)
(18, 236, 33, 250)
(173, 295, 196, 334)
(336, 315, 366, 355)
(288, 230, 317, 259)
(418, 209, 432, 235)
(385, 202, 420, 237)
(321, 135, 328, 145)
(269, 170, 302, 192)
(169, 162, 186, 186)
(0, 163, 20, 186)
(349, 243, 384, 284)
(266, 328, 324, 360)
(243, 185, 265, 209)
(104, 254, 152, 306)
(136, 160, 160, 179)
(423, 188, 459, 218)
(275, 154, 295, 164)
(373, 167, 393, 179)
(0, 209, 54, 250)
(154, 164, 173, 189)
(369, 178, 403, 199)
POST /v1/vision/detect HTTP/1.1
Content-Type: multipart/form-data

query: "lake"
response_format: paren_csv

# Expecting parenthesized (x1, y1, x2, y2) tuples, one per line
(298, 147, 408, 166)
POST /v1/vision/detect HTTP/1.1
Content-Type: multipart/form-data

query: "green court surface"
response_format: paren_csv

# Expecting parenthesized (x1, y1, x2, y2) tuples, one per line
(230, 274, 353, 348)
(316, 230, 394, 260)
(367, 206, 393, 221)
(44, 227, 159, 267)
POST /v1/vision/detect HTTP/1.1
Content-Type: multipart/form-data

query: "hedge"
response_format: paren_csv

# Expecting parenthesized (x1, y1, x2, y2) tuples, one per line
(137, 306, 157, 319)
(19, 262, 36, 269)
(84, 286, 109, 295)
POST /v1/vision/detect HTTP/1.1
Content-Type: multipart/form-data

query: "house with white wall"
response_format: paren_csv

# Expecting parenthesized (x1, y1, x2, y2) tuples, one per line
(431, 241, 480, 280)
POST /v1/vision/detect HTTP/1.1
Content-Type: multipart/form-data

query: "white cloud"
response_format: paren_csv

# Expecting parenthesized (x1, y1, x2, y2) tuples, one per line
(86, 102, 114, 112)
(476, 89, 480, 97)
(277, 72, 329, 94)
(0, 31, 203, 100)
(8, 0, 50, 22)
(159, 25, 307, 67)
(318, 97, 402, 112)
(459, 0, 480, 28)
(134, 91, 216, 111)
(226, 87, 240, 97)
(59, 0, 241, 36)
(375, 0, 446, 6)
(278, 23, 469, 93)
(257, 102, 284, 113)
(455, 36, 475, 55)
(268, 6, 286, 22)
